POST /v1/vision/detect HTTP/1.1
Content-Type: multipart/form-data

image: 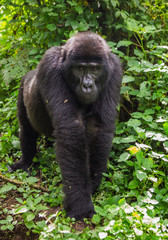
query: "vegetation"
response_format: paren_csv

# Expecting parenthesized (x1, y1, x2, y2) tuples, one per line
(0, 0, 168, 239)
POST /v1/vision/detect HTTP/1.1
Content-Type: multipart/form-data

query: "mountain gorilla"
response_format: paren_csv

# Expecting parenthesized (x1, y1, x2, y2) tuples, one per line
(9, 32, 122, 220)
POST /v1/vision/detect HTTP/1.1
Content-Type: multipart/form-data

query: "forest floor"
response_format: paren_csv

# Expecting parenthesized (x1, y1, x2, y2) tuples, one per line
(0, 178, 90, 240)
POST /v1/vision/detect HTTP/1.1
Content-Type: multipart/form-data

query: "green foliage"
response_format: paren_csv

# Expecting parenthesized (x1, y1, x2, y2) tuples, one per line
(0, 0, 168, 239)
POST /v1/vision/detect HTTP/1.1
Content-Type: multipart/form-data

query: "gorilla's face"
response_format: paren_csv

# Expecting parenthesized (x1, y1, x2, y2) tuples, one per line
(64, 59, 109, 105)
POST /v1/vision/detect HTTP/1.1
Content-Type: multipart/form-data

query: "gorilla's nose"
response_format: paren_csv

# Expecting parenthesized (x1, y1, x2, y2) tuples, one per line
(82, 79, 93, 93)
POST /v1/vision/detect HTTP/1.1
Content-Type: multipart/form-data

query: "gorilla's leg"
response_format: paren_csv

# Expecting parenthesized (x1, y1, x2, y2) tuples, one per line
(9, 123, 38, 173)
(9, 83, 38, 174)
(89, 130, 113, 194)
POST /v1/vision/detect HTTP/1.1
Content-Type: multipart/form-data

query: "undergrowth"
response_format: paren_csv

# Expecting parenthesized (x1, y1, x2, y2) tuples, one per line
(0, 0, 168, 239)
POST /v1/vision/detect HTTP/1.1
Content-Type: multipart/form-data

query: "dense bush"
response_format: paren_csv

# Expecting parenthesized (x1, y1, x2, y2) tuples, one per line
(0, 0, 168, 239)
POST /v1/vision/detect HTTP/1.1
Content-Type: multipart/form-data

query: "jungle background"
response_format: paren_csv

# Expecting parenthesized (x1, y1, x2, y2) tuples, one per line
(0, 0, 168, 239)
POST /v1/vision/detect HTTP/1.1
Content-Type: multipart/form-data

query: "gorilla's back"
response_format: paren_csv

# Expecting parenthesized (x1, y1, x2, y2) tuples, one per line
(23, 70, 53, 136)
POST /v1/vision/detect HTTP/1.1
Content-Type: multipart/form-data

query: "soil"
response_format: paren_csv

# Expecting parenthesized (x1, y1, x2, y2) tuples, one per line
(0, 178, 93, 239)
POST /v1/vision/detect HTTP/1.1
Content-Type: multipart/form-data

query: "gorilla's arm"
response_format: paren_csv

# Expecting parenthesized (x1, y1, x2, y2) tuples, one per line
(89, 53, 122, 193)
(36, 48, 95, 219)
(54, 116, 95, 219)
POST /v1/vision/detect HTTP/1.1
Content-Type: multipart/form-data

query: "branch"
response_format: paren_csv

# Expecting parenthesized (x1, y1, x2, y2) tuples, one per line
(0, 172, 49, 192)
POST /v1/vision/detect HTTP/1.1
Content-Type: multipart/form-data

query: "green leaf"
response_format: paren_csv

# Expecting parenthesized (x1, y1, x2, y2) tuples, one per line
(128, 180, 139, 189)
(42, 7, 53, 12)
(127, 119, 141, 128)
(26, 177, 39, 184)
(126, 18, 140, 32)
(122, 75, 135, 83)
(34, 196, 44, 207)
(12, 140, 20, 149)
(46, 24, 56, 31)
(36, 204, 48, 212)
(8, 224, 14, 231)
(25, 221, 35, 229)
(0, 183, 16, 194)
(163, 141, 168, 151)
(26, 198, 34, 210)
(163, 122, 168, 136)
(26, 0, 36, 5)
(120, 135, 137, 143)
(92, 214, 101, 224)
(26, 213, 35, 222)
(1, 225, 8, 230)
(70, 20, 79, 30)
(118, 198, 126, 206)
(15, 206, 29, 214)
(142, 158, 153, 170)
(120, 86, 131, 94)
(134, 49, 144, 58)
(112, 137, 122, 144)
(118, 152, 130, 162)
(136, 151, 144, 165)
(144, 109, 155, 115)
(0, 220, 7, 224)
(6, 215, 13, 222)
(131, 112, 143, 118)
(117, 40, 133, 48)
(29, 49, 38, 55)
(136, 170, 147, 181)
(67, 0, 77, 6)
(75, 6, 83, 14)
(142, 115, 153, 122)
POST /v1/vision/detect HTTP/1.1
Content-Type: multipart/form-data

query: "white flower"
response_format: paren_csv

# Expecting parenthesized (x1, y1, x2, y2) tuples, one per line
(142, 197, 158, 205)
(136, 205, 147, 214)
(109, 220, 115, 226)
(148, 177, 157, 183)
(152, 133, 168, 141)
(136, 142, 151, 149)
(124, 204, 134, 213)
(152, 217, 160, 224)
(60, 230, 71, 233)
(147, 205, 154, 210)
(156, 117, 167, 122)
(149, 227, 158, 233)
(146, 191, 152, 198)
(47, 223, 56, 232)
(149, 187, 154, 192)
(150, 199, 159, 205)
(134, 228, 143, 236)
(145, 132, 155, 138)
(99, 232, 108, 239)
(104, 220, 115, 231)
(104, 226, 111, 231)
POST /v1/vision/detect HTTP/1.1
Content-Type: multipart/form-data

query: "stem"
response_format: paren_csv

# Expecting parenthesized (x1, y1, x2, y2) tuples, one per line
(0, 172, 49, 192)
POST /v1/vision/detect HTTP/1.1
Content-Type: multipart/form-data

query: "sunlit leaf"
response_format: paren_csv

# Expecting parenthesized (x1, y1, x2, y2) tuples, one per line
(15, 206, 29, 214)
(127, 146, 140, 155)
(163, 122, 168, 136)
(118, 152, 130, 162)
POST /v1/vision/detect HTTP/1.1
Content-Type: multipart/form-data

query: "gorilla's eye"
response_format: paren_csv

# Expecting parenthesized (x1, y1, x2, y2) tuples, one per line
(93, 67, 98, 71)
(90, 67, 100, 72)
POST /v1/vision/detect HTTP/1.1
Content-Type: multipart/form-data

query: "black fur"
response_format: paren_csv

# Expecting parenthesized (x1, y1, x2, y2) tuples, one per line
(10, 32, 123, 220)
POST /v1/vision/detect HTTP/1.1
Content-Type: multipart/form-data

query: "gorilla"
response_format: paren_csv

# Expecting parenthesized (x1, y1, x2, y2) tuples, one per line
(10, 32, 122, 220)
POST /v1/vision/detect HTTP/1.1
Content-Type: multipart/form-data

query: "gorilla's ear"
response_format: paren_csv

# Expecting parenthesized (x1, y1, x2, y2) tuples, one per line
(108, 52, 123, 94)
(61, 46, 67, 63)
(108, 52, 122, 74)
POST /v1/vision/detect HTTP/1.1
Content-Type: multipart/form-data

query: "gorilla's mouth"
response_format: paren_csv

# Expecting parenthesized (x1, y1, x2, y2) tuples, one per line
(77, 91, 98, 104)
